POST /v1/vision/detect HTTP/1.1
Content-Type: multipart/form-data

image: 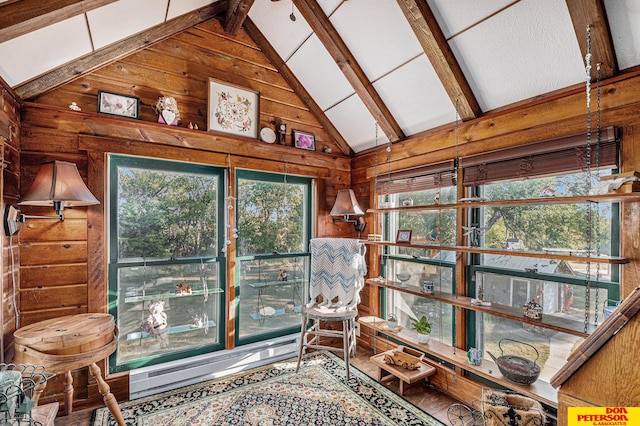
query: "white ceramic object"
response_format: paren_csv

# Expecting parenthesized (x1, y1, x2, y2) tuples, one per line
(260, 127, 276, 143)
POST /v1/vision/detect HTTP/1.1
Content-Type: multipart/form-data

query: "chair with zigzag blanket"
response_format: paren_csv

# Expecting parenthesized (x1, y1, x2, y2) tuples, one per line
(295, 238, 367, 378)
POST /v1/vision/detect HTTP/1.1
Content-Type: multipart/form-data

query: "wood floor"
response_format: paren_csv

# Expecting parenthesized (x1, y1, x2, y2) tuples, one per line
(54, 347, 460, 425)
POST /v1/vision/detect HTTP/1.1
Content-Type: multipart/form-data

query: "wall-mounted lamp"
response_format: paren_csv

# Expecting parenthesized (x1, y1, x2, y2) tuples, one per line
(3, 161, 100, 236)
(330, 189, 366, 234)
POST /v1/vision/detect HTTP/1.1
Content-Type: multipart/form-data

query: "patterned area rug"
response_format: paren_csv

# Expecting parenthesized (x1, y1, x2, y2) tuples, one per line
(92, 351, 444, 425)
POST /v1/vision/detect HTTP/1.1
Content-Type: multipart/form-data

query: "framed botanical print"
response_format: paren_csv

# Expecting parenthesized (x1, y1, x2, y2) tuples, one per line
(207, 78, 259, 139)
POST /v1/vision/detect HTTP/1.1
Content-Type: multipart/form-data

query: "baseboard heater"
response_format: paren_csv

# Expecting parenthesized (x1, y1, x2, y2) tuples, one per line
(129, 333, 300, 399)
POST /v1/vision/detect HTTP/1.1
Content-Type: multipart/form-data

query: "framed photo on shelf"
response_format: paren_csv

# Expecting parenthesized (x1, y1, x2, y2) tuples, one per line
(97, 91, 139, 119)
(293, 130, 315, 150)
(396, 230, 412, 243)
(207, 78, 260, 139)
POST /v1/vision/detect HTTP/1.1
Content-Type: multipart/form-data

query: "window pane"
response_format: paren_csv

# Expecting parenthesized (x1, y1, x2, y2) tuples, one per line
(480, 171, 615, 280)
(117, 166, 219, 260)
(115, 262, 223, 367)
(237, 176, 308, 256)
(237, 256, 308, 341)
(384, 258, 454, 346)
(384, 186, 457, 257)
(476, 271, 612, 328)
(474, 312, 585, 383)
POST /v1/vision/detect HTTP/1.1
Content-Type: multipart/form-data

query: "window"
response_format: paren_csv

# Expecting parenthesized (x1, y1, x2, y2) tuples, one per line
(378, 169, 458, 346)
(235, 170, 312, 344)
(465, 131, 621, 380)
(108, 155, 225, 373)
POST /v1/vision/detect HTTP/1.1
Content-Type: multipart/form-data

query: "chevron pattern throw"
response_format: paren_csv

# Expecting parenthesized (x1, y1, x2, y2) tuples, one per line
(309, 238, 366, 310)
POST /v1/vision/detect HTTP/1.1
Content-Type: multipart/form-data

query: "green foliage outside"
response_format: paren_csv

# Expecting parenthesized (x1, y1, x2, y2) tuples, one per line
(483, 174, 612, 254)
(117, 167, 219, 260)
(236, 179, 305, 256)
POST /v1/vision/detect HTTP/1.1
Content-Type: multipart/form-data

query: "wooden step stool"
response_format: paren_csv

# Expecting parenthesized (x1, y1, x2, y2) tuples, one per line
(370, 350, 436, 395)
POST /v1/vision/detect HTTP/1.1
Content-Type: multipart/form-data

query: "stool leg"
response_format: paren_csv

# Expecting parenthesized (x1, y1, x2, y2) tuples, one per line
(343, 319, 350, 379)
(63, 371, 74, 415)
(295, 315, 308, 373)
(89, 363, 125, 426)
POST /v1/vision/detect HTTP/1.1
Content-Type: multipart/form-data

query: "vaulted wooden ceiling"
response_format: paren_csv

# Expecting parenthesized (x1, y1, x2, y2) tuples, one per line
(1, 0, 638, 156)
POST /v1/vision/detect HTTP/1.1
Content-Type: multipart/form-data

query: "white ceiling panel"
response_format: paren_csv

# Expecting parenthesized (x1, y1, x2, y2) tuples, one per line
(325, 95, 377, 153)
(427, 0, 515, 39)
(0, 15, 92, 86)
(317, 0, 343, 17)
(286, 34, 354, 111)
(373, 54, 455, 137)
(167, 0, 219, 20)
(604, 0, 640, 70)
(87, 0, 169, 49)
(248, 1, 313, 61)
(329, 0, 424, 81)
(449, 0, 584, 112)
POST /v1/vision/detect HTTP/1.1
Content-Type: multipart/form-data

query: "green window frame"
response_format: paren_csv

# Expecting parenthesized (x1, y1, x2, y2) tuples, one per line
(235, 169, 312, 346)
(108, 155, 226, 373)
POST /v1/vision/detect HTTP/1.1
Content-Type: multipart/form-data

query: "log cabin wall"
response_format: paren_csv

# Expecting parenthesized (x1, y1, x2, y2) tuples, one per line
(14, 17, 356, 411)
(0, 80, 20, 364)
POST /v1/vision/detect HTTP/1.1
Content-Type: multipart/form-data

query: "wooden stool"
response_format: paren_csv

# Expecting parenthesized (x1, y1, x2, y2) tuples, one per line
(13, 314, 125, 426)
(370, 350, 436, 395)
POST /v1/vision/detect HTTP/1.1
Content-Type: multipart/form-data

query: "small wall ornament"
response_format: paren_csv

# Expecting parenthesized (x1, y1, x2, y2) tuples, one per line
(154, 96, 180, 126)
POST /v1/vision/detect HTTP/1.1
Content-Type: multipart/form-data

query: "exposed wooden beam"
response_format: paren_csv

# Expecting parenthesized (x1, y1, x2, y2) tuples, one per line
(225, 0, 255, 36)
(14, 3, 226, 100)
(293, 0, 404, 143)
(244, 18, 353, 157)
(566, 0, 617, 79)
(396, 0, 481, 121)
(0, 0, 117, 43)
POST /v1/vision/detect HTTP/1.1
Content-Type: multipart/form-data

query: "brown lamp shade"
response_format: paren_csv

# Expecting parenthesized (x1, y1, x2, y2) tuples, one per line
(18, 161, 99, 212)
(330, 189, 364, 217)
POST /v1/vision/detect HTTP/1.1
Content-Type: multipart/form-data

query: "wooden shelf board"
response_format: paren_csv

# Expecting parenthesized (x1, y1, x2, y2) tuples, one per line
(366, 279, 593, 337)
(367, 192, 640, 214)
(124, 288, 224, 303)
(358, 316, 558, 408)
(360, 241, 628, 264)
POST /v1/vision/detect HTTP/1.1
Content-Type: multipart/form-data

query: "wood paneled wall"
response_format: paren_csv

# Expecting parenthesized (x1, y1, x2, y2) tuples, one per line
(14, 17, 355, 411)
(0, 81, 20, 364)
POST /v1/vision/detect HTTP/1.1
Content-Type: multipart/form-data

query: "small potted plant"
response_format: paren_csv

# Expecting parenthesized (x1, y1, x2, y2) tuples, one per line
(410, 315, 432, 344)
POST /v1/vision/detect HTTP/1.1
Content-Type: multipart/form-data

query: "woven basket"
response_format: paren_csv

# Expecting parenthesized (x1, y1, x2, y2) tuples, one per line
(482, 390, 545, 426)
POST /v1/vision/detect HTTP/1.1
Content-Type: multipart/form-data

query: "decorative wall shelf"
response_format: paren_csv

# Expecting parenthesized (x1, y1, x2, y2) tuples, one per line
(358, 316, 558, 408)
(366, 279, 595, 337)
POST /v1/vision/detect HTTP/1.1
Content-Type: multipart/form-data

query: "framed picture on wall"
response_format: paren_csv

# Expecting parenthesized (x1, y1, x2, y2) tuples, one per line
(207, 78, 260, 139)
(97, 91, 140, 119)
(293, 130, 315, 150)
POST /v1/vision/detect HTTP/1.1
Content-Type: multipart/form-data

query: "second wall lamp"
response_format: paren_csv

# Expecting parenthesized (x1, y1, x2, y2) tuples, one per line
(330, 189, 366, 234)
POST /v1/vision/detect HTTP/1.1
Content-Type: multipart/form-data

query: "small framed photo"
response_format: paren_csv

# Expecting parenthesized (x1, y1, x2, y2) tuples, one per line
(396, 230, 412, 243)
(293, 130, 315, 150)
(97, 91, 139, 119)
(208, 78, 260, 138)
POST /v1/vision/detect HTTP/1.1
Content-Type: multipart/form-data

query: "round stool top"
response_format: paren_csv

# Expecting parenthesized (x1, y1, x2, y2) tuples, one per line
(14, 313, 114, 347)
(14, 314, 117, 373)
